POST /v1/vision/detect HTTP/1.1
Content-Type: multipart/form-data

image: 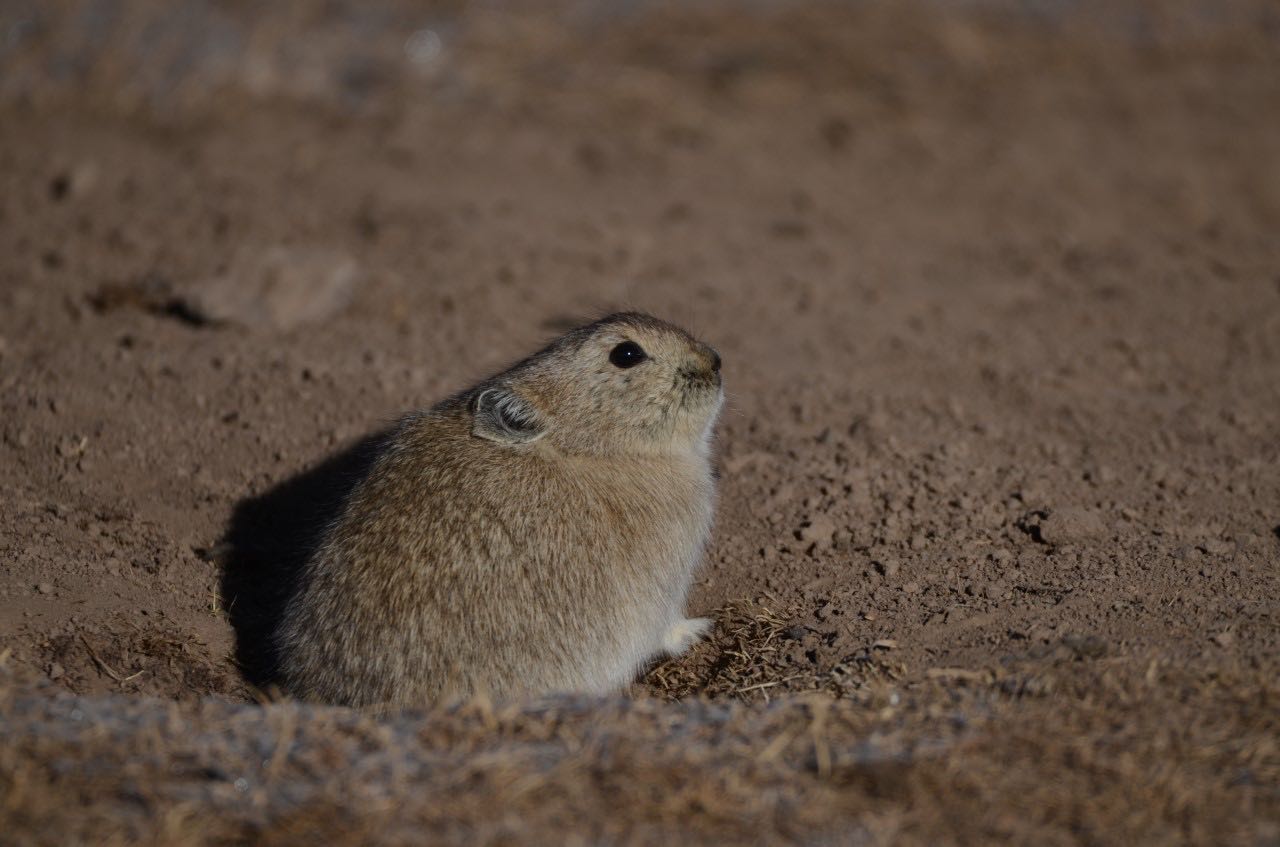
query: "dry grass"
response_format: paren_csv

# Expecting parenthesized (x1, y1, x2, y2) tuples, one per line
(4, 627, 1276, 846)
(641, 598, 904, 706)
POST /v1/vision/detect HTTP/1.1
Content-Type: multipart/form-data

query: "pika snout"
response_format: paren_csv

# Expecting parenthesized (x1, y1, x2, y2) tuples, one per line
(680, 343, 721, 380)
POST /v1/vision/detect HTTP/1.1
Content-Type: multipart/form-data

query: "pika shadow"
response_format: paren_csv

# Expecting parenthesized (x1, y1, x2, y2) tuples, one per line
(219, 429, 392, 693)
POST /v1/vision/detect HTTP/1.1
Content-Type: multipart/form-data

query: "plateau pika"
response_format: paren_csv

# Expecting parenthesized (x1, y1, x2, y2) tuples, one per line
(278, 312, 723, 707)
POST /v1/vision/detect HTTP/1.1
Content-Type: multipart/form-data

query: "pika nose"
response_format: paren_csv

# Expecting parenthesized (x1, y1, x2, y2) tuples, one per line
(709, 348, 722, 373)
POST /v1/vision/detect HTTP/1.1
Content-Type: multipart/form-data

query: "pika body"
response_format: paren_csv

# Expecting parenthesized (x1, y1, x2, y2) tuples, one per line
(278, 312, 724, 707)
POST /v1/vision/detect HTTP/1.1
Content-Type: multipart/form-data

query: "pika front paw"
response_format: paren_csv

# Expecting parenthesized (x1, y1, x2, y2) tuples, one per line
(662, 617, 713, 657)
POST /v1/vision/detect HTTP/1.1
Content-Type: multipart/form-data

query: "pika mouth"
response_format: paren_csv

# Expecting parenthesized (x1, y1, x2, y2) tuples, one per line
(673, 369, 722, 414)
(661, 372, 722, 440)
(677, 364, 721, 387)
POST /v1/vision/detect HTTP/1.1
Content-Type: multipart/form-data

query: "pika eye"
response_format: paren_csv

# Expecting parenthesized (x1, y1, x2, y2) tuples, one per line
(608, 341, 647, 369)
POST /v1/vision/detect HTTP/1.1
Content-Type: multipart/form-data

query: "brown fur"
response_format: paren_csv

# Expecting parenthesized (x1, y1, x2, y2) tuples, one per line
(277, 313, 723, 707)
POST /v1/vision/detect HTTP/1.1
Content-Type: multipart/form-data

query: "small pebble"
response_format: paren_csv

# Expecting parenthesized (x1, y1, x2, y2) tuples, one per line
(1200, 539, 1233, 557)
(798, 514, 837, 551)
(1038, 507, 1106, 545)
(1063, 633, 1107, 659)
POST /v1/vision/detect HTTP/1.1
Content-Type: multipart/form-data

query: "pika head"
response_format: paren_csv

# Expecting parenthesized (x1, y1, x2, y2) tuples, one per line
(471, 312, 723, 457)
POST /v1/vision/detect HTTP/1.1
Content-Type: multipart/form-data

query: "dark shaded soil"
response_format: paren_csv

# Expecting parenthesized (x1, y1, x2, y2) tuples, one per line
(1, 1, 1278, 843)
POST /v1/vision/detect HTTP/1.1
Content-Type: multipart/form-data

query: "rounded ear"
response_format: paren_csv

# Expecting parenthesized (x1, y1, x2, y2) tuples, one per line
(471, 386, 547, 445)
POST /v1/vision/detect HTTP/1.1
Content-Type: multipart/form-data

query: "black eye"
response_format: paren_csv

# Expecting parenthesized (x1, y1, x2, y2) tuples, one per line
(609, 341, 647, 369)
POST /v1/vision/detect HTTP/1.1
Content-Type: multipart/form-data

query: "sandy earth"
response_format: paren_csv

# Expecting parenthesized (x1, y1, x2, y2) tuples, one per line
(1, 1, 1278, 844)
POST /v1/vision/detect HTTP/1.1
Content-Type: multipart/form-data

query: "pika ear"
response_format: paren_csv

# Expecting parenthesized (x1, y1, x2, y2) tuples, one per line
(472, 387, 547, 445)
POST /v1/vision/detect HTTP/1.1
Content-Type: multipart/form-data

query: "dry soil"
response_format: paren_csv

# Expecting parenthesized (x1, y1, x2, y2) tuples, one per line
(1, 1, 1277, 844)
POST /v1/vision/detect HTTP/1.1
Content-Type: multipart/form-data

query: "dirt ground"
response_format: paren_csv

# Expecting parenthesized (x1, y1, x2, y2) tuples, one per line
(1, 1, 1278, 844)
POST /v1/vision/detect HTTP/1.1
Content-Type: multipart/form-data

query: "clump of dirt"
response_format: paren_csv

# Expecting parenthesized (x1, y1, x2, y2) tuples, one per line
(1, 0, 1279, 842)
